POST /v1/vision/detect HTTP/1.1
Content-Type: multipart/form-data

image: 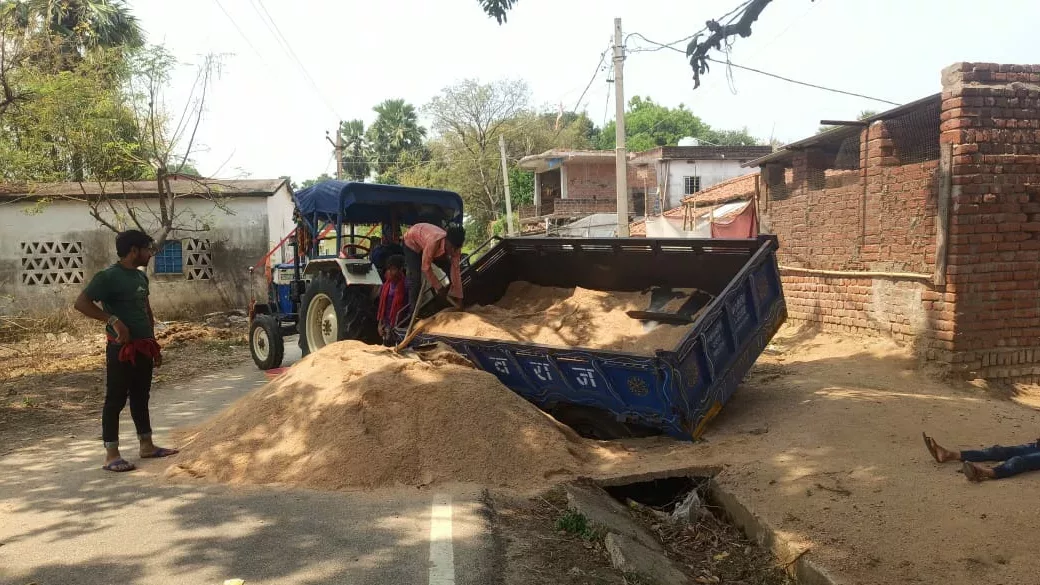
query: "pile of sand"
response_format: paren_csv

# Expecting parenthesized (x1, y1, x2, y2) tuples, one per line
(420, 282, 697, 355)
(167, 341, 593, 490)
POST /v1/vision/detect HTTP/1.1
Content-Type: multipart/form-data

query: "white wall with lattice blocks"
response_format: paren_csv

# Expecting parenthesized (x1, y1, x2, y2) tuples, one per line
(19, 241, 85, 285)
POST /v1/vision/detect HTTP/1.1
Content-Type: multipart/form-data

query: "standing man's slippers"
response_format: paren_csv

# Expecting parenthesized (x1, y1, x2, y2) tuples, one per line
(141, 447, 179, 459)
(102, 459, 136, 472)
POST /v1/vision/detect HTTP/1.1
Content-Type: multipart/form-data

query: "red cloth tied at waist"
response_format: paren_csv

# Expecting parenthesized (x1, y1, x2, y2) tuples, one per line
(107, 336, 161, 365)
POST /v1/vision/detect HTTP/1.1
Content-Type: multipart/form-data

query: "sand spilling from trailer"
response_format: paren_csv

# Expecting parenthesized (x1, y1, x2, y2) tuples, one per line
(166, 341, 594, 490)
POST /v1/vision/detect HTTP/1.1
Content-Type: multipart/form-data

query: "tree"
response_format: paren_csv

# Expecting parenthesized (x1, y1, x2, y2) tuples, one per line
(0, 45, 144, 181)
(7, 0, 143, 71)
(366, 99, 426, 180)
(338, 119, 368, 181)
(598, 96, 758, 151)
(74, 46, 228, 248)
(301, 173, 333, 189)
(422, 79, 529, 231)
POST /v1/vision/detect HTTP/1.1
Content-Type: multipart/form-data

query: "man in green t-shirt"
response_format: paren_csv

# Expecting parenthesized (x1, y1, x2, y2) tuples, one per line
(75, 230, 179, 472)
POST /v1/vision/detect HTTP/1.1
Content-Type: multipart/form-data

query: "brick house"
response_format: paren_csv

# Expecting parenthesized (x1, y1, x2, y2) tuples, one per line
(630, 145, 771, 213)
(642, 61, 1040, 383)
(517, 145, 769, 234)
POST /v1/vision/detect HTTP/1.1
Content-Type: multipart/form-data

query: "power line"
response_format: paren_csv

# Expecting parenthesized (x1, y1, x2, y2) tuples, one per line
(571, 41, 612, 113)
(248, 0, 342, 120)
(704, 57, 901, 105)
(625, 31, 900, 106)
(211, 0, 266, 61)
(602, 62, 614, 128)
(625, 0, 753, 53)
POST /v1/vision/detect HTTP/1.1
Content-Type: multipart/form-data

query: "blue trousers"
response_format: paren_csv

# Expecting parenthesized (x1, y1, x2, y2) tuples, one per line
(961, 441, 1040, 479)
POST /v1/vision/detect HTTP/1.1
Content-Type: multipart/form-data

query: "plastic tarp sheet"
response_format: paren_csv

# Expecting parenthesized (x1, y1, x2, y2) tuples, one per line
(710, 200, 758, 239)
(644, 215, 710, 238)
(293, 181, 463, 225)
(555, 213, 619, 238)
(644, 201, 755, 239)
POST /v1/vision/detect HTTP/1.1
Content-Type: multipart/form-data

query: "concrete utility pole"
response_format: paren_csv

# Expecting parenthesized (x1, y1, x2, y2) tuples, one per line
(613, 17, 630, 237)
(335, 123, 344, 180)
(325, 126, 344, 180)
(498, 134, 516, 236)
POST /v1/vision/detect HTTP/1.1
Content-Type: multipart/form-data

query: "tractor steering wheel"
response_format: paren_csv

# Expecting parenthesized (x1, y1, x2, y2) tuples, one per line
(339, 242, 370, 259)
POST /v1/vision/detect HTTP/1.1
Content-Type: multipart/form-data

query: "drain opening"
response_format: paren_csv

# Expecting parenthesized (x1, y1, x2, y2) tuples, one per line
(603, 475, 708, 513)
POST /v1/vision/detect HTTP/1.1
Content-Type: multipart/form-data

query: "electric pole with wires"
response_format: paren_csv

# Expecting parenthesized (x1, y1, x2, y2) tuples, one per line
(325, 126, 344, 180)
(613, 17, 630, 237)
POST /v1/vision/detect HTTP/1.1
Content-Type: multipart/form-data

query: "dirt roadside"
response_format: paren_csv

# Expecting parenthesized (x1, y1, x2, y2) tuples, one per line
(0, 319, 250, 452)
(587, 325, 1040, 585)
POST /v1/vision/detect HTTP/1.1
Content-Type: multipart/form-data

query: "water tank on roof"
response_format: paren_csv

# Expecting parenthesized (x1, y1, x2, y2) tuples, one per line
(677, 137, 700, 146)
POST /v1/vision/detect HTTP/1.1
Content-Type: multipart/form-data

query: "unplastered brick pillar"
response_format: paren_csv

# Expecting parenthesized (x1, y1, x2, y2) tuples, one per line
(941, 62, 1040, 382)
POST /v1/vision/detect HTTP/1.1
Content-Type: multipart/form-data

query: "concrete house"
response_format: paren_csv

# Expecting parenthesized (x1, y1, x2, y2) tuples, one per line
(0, 178, 294, 315)
(629, 144, 772, 213)
(517, 145, 771, 234)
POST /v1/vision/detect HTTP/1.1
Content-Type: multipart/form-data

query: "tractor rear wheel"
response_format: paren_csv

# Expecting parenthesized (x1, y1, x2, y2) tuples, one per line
(298, 272, 378, 356)
(249, 314, 285, 370)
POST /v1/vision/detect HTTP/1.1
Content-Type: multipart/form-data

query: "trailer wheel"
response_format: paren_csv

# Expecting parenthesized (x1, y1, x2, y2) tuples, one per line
(298, 272, 378, 356)
(549, 405, 639, 441)
(250, 314, 284, 370)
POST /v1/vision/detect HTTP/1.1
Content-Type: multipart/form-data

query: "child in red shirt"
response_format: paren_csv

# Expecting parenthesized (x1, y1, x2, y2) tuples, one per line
(377, 255, 408, 345)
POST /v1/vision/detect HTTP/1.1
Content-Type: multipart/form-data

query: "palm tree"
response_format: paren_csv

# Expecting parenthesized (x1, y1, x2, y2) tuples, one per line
(366, 99, 426, 175)
(338, 119, 369, 181)
(10, 0, 143, 67)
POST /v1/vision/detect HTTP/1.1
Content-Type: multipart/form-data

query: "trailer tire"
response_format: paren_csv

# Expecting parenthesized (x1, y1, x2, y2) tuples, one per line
(549, 405, 635, 441)
(250, 314, 284, 370)
(298, 272, 378, 356)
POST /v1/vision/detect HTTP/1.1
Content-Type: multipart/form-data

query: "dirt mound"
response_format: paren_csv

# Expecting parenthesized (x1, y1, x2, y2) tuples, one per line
(420, 282, 696, 355)
(156, 321, 244, 347)
(167, 341, 593, 490)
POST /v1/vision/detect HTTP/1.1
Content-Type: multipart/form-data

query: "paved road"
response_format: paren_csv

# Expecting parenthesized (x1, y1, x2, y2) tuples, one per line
(0, 338, 501, 585)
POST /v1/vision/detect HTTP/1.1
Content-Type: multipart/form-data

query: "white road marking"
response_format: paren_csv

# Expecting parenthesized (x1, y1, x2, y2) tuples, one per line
(429, 494, 455, 585)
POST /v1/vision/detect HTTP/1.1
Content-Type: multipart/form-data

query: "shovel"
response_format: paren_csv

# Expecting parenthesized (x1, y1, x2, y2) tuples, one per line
(394, 280, 430, 353)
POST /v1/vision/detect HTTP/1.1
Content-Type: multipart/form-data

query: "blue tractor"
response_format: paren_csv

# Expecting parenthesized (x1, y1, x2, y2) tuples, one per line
(248, 180, 464, 369)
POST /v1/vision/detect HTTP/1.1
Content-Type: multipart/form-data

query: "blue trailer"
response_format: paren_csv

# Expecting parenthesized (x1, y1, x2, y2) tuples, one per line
(250, 181, 786, 441)
(397, 236, 786, 441)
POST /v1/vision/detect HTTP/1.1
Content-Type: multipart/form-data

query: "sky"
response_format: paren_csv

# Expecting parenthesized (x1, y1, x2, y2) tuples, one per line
(132, 0, 1038, 184)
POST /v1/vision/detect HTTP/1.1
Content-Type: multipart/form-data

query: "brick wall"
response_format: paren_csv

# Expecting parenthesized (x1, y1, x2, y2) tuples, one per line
(941, 62, 1040, 381)
(766, 144, 945, 350)
(567, 161, 616, 200)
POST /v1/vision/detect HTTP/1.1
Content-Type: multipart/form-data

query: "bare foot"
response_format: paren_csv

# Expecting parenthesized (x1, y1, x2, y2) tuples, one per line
(962, 461, 996, 482)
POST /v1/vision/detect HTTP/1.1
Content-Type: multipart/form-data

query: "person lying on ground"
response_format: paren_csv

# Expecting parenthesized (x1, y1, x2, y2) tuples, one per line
(377, 254, 408, 345)
(922, 432, 1040, 482)
(402, 222, 465, 310)
(74, 230, 179, 473)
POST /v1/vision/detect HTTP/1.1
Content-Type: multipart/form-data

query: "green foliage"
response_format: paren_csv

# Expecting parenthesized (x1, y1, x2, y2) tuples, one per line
(554, 510, 603, 542)
(508, 166, 533, 207)
(338, 119, 369, 181)
(366, 99, 426, 178)
(477, 0, 517, 23)
(598, 96, 759, 151)
(301, 173, 334, 189)
(0, 47, 145, 181)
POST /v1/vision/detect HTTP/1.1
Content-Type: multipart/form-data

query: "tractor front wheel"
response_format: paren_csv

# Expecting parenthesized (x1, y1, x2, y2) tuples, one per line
(298, 272, 378, 356)
(250, 314, 285, 370)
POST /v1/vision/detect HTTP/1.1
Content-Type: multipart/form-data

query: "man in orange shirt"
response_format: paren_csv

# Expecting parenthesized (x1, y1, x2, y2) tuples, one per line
(402, 223, 465, 310)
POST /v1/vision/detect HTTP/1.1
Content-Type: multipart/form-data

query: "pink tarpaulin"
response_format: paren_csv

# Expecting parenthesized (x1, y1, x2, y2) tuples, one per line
(710, 200, 758, 239)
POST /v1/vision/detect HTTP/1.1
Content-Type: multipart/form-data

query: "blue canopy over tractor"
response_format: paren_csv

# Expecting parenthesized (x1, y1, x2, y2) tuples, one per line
(292, 180, 464, 225)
